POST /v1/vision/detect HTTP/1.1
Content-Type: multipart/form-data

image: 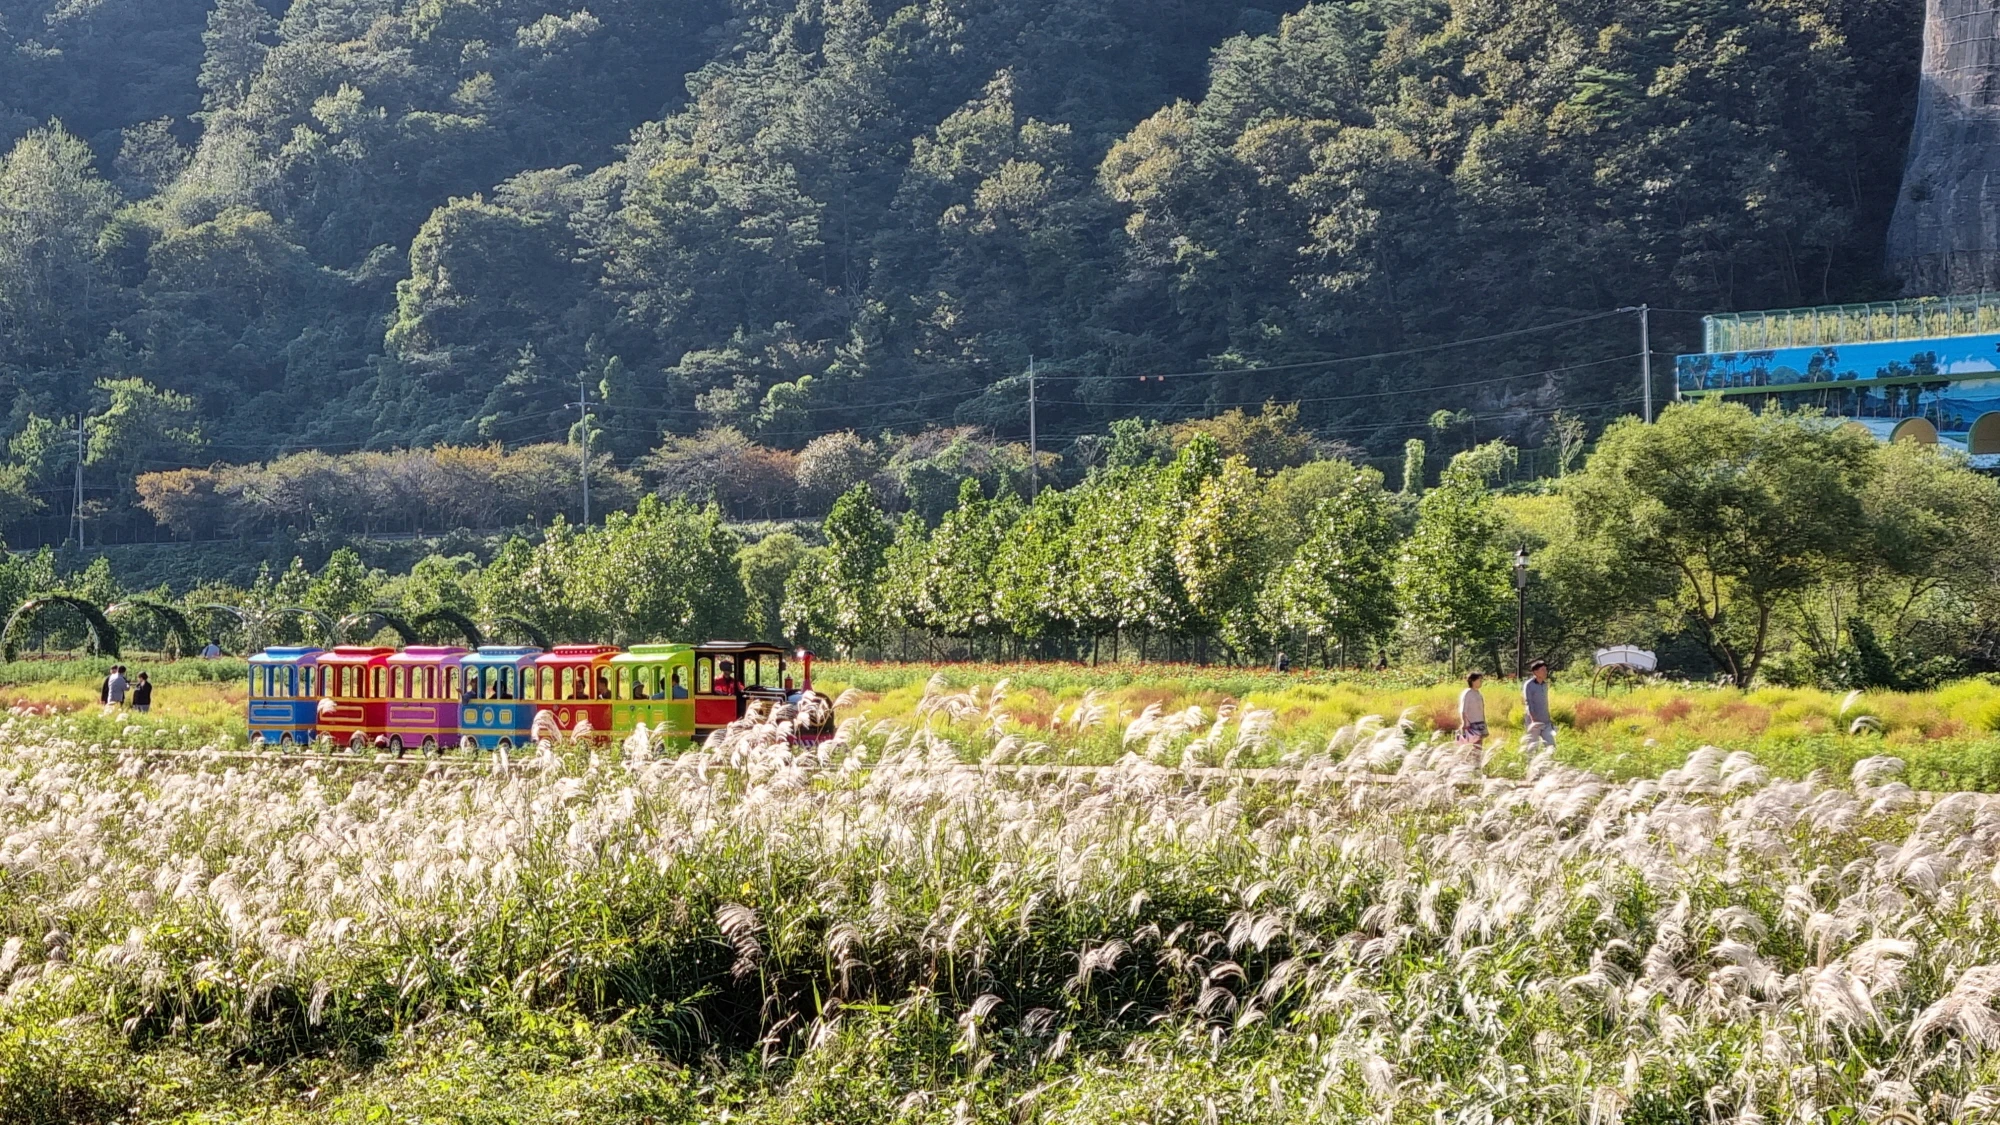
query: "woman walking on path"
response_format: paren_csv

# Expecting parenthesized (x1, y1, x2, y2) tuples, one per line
(1457, 672, 1488, 746)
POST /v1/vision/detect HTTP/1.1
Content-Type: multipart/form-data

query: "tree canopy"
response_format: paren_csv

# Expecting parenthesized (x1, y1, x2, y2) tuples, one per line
(0, 0, 1923, 544)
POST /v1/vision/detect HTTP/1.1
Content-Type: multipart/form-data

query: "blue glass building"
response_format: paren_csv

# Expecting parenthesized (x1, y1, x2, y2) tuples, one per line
(1676, 293, 2000, 465)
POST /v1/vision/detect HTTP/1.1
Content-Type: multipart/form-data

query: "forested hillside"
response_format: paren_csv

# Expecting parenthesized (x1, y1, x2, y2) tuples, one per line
(0, 0, 1923, 544)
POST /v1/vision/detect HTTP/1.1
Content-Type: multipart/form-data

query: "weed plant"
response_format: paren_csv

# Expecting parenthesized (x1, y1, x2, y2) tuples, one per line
(0, 687, 1994, 1120)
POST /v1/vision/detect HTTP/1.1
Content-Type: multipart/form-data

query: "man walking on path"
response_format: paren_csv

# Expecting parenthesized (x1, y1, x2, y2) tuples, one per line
(1457, 671, 1488, 747)
(131, 672, 152, 714)
(102, 665, 129, 709)
(1522, 660, 1555, 748)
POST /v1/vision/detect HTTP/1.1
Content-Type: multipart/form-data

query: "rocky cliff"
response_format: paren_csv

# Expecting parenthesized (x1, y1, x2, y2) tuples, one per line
(1890, 0, 2000, 293)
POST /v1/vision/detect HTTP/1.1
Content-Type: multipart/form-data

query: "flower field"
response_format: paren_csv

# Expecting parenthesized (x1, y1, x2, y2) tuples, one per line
(1, 678, 1999, 1121)
(17, 657, 2000, 789)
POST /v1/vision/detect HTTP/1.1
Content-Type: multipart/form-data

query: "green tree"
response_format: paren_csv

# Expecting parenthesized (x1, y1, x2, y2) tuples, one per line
(1567, 400, 1876, 688)
(892, 479, 1023, 644)
(806, 484, 894, 654)
(0, 123, 118, 367)
(86, 378, 207, 480)
(197, 0, 276, 110)
(1173, 455, 1267, 651)
(1396, 460, 1511, 667)
(738, 532, 806, 640)
(993, 486, 1082, 646)
(594, 497, 746, 643)
(402, 554, 480, 616)
(1401, 439, 1426, 495)
(1262, 466, 1400, 663)
(306, 548, 377, 620)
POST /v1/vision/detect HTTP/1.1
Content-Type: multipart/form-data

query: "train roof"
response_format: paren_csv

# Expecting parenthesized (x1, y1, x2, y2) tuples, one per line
(537, 644, 620, 665)
(386, 645, 468, 664)
(465, 645, 543, 663)
(251, 646, 324, 664)
(319, 645, 395, 665)
(613, 643, 692, 663)
(696, 640, 791, 655)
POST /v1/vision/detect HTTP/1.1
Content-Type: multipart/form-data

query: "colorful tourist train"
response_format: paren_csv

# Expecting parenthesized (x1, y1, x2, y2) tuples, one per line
(246, 640, 832, 752)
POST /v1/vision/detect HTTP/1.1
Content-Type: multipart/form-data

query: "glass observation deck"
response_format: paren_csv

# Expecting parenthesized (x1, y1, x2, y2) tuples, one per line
(1703, 291, 2000, 353)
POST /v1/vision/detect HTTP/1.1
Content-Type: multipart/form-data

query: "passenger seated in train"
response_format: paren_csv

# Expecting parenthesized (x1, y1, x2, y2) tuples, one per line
(671, 668, 689, 699)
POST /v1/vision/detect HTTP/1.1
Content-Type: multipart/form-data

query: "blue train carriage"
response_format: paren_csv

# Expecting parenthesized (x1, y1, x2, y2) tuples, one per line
(458, 645, 543, 752)
(248, 646, 325, 747)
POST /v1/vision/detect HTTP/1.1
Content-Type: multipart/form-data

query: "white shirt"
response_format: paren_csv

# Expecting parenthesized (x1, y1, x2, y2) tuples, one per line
(1458, 687, 1486, 726)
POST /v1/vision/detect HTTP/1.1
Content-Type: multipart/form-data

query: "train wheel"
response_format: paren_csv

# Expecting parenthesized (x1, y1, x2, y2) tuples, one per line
(495, 738, 513, 753)
(348, 732, 366, 754)
(421, 736, 437, 757)
(388, 736, 405, 757)
(250, 733, 266, 750)
(279, 733, 295, 748)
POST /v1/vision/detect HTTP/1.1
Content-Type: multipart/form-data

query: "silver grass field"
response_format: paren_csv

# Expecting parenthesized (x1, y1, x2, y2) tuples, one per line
(0, 681, 1997, 1122)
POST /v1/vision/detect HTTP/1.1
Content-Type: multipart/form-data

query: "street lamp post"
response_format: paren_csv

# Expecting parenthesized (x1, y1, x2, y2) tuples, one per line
(1513, 547, 1529, 679)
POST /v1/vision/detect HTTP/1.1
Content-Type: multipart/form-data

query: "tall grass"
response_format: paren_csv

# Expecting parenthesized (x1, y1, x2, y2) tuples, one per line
(0, 696, 1995, 1119)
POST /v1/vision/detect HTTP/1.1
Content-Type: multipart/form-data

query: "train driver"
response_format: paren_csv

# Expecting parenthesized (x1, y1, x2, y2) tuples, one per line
(714, 659, 740, 695)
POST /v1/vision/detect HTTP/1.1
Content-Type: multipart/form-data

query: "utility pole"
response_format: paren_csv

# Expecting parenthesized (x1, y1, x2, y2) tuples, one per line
(71, 412, 85, 546)
(1027, 355, 1038, 499)
(1617, 304, 1654, 421)
(575, 375, 591, 526)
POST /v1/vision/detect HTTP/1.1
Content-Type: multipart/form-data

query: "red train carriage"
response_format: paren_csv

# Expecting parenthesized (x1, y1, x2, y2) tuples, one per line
(314, 645, 394, 751)
(529, 644, 619, 742)
(384, 645, 468, 755)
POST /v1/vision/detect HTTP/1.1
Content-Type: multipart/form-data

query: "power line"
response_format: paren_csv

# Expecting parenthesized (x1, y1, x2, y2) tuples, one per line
(1037, 353, 1643, 408)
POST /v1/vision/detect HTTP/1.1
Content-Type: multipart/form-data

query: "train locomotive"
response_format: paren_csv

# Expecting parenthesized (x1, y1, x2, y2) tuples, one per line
(247, 639, 834, 753)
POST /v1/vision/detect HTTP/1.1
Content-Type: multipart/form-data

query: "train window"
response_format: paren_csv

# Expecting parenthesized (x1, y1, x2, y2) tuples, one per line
(336, 667, 352, 698)
(392, 668, 406, 699)
(497, 668, 513, 699)
(744, 657, 763, 687)
(597, 669, 611, 700)
(372, 668, 385, 698)
(423, 668, 436, 698)
(250, 669, 262, 698)
(285, 667, 298, 698)
(696, 657, 713, 693)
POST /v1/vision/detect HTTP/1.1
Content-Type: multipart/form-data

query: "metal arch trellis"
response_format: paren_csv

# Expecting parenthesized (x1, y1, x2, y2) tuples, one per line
(336, 608, 420, 647)
(105, 600, 200, 658)
(194, 604, 338, 651)
(1, 596, 120, 662)
(485, 615, 551, 651)
(410, 608, 484, 648)
(191, 604, 251, 652)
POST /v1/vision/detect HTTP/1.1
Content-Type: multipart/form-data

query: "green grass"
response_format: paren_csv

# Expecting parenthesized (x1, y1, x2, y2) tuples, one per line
(11, 656, 2000, 789)
(816, 661, 2000, 789)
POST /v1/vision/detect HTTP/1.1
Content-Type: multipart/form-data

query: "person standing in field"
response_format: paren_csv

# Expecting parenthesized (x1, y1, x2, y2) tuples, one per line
(102, 665, 129, 709)
(1523, 659, 1555, 748)
(201, 638, 222, 659)
(1275, 651, 1290, 673)
(1456, 671, 1487, 746)
(131, 672, 152, 714)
